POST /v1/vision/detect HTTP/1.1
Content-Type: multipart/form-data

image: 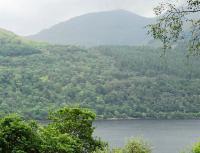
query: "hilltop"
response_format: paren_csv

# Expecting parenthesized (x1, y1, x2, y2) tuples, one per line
(28, 10, 154, 46)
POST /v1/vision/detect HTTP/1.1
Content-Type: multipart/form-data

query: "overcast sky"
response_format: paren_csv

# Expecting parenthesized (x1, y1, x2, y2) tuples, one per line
(0, 0, 173, 36)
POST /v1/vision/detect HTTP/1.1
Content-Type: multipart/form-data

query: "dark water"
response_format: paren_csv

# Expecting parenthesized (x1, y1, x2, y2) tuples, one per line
(93, 120, 200, 153)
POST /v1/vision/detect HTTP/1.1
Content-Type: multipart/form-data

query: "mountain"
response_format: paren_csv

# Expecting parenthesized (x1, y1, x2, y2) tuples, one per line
(28, 10, 154, 46)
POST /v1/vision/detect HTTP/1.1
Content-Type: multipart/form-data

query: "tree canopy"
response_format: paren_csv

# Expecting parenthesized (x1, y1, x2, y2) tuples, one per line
(0, 107, 105, 153)
(1, 45, 200, 120)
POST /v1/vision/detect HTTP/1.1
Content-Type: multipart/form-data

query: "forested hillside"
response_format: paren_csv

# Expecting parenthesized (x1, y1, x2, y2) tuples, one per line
(0, 28, 43, 56)
(1, 28, 200, 120)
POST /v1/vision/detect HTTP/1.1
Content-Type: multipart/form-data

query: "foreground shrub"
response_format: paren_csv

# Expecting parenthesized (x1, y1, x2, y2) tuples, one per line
(113, 148, 124, 153)
(0, 114, 41, 153)
(123, 138, 152, 153)
(49, 107, 105, 152)
(0, 107, 105, 153)
(93, 147, 110, 153)
(190, 142, 200, 153)
(39, 126, 83, 153)
(93, 138, 151, 153)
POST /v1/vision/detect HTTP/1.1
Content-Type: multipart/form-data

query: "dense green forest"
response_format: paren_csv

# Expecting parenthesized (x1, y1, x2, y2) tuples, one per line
(1, 29, 200, 119)
(0, 28, 44, 56)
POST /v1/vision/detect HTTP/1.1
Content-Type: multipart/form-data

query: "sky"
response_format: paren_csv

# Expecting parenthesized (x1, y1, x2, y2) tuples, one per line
(0, 0, 173, 36)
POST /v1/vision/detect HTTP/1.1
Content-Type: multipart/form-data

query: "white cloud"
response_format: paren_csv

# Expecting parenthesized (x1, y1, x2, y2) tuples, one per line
(0, 0, 167, 35)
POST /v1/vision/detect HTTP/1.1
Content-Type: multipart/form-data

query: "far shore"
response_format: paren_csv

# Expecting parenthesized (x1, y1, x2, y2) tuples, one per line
(37, 117, 200, 124)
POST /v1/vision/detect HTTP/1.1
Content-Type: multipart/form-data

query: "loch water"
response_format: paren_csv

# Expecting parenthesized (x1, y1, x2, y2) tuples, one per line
(94, 120, 200, 153)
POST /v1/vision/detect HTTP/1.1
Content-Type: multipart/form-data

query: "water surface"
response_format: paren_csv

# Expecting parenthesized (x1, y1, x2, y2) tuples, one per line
(94, 120, 200, 153)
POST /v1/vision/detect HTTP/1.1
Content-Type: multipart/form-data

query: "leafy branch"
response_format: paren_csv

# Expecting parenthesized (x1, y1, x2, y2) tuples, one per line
(148, 0, 200, 55)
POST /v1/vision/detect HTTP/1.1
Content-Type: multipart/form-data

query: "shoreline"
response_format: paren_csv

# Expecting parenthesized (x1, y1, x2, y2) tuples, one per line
(95, 117, 200, 121)
(37, 117, 200, 123)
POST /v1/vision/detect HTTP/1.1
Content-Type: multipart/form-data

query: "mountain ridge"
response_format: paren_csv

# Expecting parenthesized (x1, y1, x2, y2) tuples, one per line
(28, 10, 155, 46)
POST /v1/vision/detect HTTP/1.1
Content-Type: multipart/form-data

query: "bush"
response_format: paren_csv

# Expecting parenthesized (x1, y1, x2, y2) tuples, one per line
(39, 126, 82, 153)
(93, 138, 151, 153)
(0, 107, 105, 153)
(93, 147, 110, 153)
(191, 142, 200, 153)
(0, 114, 41, 153)
(49, 107, 105, 152)
(123, 138, 152, 153)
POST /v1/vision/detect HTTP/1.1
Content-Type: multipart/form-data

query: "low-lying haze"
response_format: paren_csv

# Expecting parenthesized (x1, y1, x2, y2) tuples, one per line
(0, 0, 171, 35)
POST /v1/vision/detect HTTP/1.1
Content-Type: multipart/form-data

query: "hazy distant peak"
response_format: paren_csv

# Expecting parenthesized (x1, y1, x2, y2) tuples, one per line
(91, 9, 152, 18)
(28, 10, 155, 46)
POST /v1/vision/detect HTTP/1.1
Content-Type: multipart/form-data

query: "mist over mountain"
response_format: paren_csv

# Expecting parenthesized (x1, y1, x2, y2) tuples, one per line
(28, 10, 155, 46)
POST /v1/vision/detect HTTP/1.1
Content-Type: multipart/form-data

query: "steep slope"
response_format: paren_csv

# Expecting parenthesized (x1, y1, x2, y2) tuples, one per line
(28, 10, 154, 46)
(2, 29, 200, 120)
(1, 30, 200, 119)
(0, 28, 42, 56)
